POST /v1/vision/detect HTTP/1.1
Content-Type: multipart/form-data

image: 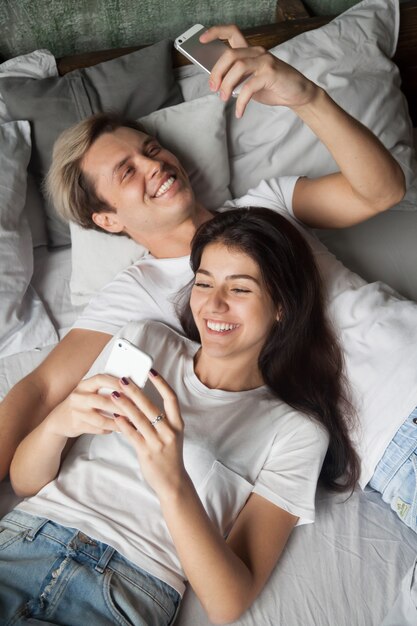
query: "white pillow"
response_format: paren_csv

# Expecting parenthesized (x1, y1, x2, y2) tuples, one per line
(225, 0, 416, 209)
(0, 49, 58, 248)
(69, 94, 230, 305)
(0, 121, 58, 357)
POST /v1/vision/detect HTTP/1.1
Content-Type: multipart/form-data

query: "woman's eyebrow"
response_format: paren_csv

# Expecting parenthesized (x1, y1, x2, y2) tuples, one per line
(196, 269, 260, 284)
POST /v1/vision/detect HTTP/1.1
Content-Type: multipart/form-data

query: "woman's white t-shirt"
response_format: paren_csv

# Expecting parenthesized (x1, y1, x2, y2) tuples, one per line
(18, 320, 328, 596)
(73, 176, 417, 487)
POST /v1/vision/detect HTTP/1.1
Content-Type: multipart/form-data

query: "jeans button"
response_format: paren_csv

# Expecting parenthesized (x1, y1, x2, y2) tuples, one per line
(413, 417, 417, 425)
(77, 532, 97, 546)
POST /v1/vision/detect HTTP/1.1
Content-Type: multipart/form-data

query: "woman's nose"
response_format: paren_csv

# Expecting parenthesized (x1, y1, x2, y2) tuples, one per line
(207, 289, 228, 312)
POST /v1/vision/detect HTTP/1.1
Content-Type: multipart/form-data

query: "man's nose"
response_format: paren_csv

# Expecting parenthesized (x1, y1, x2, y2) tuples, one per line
(135, 153, 162, 177)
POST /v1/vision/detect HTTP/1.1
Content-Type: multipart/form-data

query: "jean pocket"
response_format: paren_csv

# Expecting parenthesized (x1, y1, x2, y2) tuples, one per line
(0, 525, 24, 552)
(198, 460, 253, 537)
(103, 568, 176, 626)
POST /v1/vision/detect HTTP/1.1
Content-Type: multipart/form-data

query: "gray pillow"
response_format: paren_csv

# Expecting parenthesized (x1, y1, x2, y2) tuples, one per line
(0, 120, 58, 356)
(0, 39, 183, 246)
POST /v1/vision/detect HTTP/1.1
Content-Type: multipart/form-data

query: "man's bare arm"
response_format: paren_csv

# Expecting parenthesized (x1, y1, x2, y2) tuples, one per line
(202, 25, 406, 228)
(0, 328, 111, 482)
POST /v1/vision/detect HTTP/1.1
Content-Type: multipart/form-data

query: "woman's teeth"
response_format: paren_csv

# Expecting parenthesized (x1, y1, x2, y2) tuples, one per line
(207, 321, 239, 332)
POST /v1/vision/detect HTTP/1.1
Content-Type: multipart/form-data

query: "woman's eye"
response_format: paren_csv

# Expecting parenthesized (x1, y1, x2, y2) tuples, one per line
(232, 288, 251, 294)
(194, 281, 211, 289)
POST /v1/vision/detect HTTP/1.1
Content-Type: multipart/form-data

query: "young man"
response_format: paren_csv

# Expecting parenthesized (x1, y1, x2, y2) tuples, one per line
(0, 24, 405, 483)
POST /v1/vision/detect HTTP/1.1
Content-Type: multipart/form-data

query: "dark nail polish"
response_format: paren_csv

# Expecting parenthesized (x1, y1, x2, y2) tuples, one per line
(121, 377, 129, 385)
(111, 391, 121, 399)
(150, 368, 158, 377)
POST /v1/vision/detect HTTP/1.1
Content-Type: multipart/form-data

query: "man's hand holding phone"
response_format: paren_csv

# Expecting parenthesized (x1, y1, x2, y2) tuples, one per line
(175, 23, 317, 119)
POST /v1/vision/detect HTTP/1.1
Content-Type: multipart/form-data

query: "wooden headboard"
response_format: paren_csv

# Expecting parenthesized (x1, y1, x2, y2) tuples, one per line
(57, 0, 417, 125)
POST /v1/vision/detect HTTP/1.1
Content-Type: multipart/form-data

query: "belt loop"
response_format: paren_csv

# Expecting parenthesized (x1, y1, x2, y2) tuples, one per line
(95, 545, 115, 573)
(25, 517, 49, 542)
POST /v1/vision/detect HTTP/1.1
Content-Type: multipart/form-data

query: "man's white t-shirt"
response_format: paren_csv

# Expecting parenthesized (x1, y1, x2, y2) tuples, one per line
(18, 320, 328, 596)
(73, 176, 417, 487)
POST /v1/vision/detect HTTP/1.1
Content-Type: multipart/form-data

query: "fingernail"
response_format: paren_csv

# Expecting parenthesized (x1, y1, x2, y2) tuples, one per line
(113, 413, 120, 418)
(149, 368, 158, 377)
(220, 90, 227, 101)
(111, 391, 121, 399)
(121, 377, 129, 385)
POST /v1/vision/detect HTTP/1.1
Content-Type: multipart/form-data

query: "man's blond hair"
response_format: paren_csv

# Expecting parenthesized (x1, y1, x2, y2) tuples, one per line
(45, 112, 147, 231)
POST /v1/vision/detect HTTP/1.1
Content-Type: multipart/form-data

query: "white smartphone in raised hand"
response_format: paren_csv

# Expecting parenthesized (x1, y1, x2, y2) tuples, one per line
(174, 24, 246, 97)
(99, 339, 153, 397)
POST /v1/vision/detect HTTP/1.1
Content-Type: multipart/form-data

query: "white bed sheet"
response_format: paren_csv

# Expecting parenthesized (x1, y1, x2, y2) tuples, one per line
(0, 245, 81, 400)
(177, 488, 417, 626)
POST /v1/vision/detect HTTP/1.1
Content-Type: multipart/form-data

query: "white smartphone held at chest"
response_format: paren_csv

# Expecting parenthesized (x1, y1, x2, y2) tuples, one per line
(174, 24, 246, 97)
(99, 339, 153, 398)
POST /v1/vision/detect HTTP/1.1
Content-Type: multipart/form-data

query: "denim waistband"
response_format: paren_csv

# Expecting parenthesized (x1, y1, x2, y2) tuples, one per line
(369, 406, 417, 493)
(2, 509, 180, 605)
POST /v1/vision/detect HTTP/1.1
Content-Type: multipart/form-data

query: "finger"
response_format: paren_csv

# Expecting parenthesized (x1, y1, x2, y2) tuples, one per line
(115, 378, 161, 424)
(78, 373, 121, 394)
(210, 47, 265, 95)
(235, 74, 271, 118)
(115, 415, 146, 448)
(110, 392, 160, 441)
(83, 409, 120, 432)
(147, 370, 183, 430)
(199, 24, 248, 49)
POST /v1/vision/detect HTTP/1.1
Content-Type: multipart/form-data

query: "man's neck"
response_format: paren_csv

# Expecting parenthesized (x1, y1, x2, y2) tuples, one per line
(145, 204, 214, 259)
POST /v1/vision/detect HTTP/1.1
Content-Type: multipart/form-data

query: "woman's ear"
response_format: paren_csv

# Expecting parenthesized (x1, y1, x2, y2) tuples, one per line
(276, 305, 283, 322)
(92, 211, 124, 234)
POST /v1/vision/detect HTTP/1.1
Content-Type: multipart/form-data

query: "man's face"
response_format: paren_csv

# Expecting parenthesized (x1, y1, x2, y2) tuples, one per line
(81, 126, 196, 241)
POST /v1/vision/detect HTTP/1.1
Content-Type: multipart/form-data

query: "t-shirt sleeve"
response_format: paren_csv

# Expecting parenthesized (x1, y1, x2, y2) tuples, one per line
(224, 176, 299, 218)
(72, 265, 159, 336)
(253, 417, 329, 526)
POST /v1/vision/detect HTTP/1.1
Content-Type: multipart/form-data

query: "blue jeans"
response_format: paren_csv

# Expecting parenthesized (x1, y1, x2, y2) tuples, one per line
(369, 407, 417, 533)
(0, 510, 180, 625)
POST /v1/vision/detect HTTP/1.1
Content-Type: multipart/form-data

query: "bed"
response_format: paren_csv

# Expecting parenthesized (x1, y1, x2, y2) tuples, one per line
(1, 0, 417, 623)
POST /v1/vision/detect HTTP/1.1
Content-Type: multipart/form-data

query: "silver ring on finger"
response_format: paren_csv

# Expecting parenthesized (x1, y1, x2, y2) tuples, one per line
(151, 412, 165, 427)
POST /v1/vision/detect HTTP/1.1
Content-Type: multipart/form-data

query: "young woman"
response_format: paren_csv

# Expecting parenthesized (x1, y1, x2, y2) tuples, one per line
(0, 208, 359, 625)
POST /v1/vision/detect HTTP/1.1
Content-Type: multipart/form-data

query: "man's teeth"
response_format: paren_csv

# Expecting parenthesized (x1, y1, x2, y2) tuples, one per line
(155, 176, 175, 197)
(207, 321, 239, 332)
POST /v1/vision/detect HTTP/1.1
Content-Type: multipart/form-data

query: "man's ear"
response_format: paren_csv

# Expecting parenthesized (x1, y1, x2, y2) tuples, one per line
(92, 211, 124, 234)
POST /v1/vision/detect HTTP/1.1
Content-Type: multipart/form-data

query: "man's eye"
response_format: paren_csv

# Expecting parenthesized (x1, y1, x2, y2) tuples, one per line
(147, 145, 161, 157)
(122, 166, 134, 180)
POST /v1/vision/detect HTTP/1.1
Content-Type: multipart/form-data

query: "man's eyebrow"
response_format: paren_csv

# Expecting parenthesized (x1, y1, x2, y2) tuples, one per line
(196, 269, 260, 284)
(111, 137, 154, 178)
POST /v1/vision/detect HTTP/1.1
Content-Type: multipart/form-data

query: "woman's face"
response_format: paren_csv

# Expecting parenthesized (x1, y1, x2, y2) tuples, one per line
(190, 242, 279, 365)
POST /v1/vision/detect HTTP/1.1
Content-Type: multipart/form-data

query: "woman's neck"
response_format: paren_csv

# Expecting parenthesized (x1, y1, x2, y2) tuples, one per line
(193, 349, 264, 392)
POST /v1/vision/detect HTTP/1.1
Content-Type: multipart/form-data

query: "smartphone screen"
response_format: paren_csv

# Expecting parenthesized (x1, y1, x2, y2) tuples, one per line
(177, 26, 228, 74)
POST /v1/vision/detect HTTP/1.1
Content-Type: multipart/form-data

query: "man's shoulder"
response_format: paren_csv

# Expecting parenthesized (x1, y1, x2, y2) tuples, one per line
(221, 176, 299, 216)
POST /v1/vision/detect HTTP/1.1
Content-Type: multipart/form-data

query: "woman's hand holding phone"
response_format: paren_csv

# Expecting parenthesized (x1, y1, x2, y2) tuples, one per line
(44, 374, 121, 440)
(111, 371, 187, 501)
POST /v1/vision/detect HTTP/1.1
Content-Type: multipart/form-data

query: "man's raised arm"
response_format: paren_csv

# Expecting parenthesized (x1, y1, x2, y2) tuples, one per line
(202, 25, 406, 228)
